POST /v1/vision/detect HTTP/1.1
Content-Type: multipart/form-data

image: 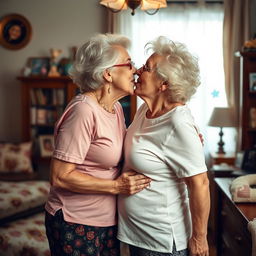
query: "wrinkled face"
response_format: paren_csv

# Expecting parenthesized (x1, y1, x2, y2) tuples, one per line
(135, 53, 165, 98)
(109, 45, 136, 96)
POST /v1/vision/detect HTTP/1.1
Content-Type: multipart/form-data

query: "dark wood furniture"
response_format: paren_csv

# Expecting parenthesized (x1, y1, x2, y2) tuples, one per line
(18, 76, 77, 141)
(210, 152, 236, 166)
(236, 51, 256, 150)
(215, 177, 256, 256)
(18, 76, 137, 154)
(208, 165, 239, 253)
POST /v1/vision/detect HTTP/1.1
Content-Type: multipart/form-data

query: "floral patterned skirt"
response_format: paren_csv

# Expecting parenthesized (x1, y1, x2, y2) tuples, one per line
(45, 209, 120, 256)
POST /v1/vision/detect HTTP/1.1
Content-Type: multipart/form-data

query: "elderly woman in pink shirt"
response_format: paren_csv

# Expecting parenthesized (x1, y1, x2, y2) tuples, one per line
(44, 34, 151, 256)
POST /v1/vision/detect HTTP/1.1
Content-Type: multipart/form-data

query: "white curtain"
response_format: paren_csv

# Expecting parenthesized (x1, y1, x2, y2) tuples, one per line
(112, 3, 236, 157)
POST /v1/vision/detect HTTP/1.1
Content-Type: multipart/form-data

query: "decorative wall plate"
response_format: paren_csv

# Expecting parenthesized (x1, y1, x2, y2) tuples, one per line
(0, 13, 32, 50)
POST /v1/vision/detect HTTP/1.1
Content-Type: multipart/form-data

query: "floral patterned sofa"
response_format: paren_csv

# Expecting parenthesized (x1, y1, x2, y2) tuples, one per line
(0, 180, 50, 225)
(0, 142, 51, 255)
(0, 212, 50, 256)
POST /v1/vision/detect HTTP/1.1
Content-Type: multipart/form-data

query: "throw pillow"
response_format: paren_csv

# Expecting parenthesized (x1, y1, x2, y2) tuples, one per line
(0, 142, 33, 173)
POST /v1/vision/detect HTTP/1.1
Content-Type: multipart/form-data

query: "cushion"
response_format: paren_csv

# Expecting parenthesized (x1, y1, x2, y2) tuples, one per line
(230, 174, 256, 202)
(0, 142, 33, 173)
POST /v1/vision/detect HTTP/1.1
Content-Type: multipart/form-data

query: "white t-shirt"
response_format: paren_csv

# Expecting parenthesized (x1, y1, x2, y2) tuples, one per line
(117, 103, 207, 253)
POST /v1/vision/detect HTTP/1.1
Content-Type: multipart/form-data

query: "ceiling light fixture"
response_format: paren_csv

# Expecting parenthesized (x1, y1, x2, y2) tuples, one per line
(100, 0, 167, 15)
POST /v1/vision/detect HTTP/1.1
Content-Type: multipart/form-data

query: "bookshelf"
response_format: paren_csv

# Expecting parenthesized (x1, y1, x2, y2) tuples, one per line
(18, 76, 77, 142)
(18, 76, 137, 157)
(236, 51, 256, 150)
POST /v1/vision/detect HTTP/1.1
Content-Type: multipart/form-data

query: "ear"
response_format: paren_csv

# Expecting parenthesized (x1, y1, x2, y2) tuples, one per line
(103, 69, 112, 83)
(159, 82, 169, 92)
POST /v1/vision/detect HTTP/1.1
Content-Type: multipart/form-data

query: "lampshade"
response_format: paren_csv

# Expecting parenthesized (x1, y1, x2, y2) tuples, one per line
(208, 107, 235, 128)
(100, 0, 167, 15)
(100, 0, 128, 10)
(141, 0, 167, 10)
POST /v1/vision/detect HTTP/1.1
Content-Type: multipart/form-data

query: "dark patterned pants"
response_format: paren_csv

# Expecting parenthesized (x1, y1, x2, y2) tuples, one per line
(129, 243, 188, 256)
(45, 209, 120, 256)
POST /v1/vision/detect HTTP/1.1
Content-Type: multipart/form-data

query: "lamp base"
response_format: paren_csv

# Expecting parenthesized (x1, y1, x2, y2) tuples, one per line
(216, 127, 225, 154)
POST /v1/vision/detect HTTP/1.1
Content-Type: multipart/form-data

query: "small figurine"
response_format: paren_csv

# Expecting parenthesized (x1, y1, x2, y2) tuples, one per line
(22, 66, 31, 77)
(48, 48, 62, 77)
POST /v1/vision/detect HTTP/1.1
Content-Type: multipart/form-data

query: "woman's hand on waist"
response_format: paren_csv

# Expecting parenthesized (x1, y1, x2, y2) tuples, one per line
(114, 170, 151, 195)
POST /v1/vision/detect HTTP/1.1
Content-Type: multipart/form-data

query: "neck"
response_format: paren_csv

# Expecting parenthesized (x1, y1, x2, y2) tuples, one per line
(143, 95, 184, 118)
(86, 84, 128, 113)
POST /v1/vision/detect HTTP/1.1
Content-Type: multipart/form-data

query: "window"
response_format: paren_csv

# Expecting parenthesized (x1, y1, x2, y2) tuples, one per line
(114, 2, 236, 154)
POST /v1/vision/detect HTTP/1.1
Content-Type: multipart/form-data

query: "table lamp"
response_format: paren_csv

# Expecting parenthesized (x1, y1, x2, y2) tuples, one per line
(208, 107, 235, 154)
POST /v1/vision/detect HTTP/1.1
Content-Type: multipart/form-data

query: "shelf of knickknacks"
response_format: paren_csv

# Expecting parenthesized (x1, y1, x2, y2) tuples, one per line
(22, 46, 77, 77)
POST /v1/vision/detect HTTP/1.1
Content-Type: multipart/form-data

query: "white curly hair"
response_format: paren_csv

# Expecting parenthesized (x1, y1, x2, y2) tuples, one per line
(146, 36, 201, 103)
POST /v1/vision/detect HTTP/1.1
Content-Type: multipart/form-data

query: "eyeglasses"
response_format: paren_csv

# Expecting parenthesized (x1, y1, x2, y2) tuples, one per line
(111, 61, 135, 70)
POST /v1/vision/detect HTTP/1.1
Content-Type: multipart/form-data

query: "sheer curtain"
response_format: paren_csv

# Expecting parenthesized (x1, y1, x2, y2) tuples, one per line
(112, 3, 236, 157)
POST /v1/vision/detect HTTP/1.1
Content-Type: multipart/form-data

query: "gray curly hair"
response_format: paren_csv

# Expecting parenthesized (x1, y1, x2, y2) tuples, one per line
(69, 33, 131, 93)
(146, 36, 200, 103)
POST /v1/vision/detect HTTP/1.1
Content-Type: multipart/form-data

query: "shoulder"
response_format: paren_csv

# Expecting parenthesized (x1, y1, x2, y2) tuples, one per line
(170, 105, 194, 125)
(67, 94, 95, 115)
(57, 95, 96, 128)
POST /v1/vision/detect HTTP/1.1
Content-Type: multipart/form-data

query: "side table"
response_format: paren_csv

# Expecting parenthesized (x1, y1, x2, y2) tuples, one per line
(210, 152, 236, 165)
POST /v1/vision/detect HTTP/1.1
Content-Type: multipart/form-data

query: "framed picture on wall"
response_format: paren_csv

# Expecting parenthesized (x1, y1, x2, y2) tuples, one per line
(0, 13, 32, 50)
(249, 73, 256, 92)
(38, 135, 54, 157)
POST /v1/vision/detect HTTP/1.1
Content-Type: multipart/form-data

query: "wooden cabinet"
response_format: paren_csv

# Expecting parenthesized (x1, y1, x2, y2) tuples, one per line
(237, 51, 256, 150)
(18, 76, 137, 156)
(215, 178, 255, 256)
(208, 166, 238, 253)
(210, 152, 235, 165)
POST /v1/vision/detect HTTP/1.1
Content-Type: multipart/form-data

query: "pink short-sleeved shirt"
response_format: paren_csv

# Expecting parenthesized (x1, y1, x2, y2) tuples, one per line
(45, 94, 126, 227)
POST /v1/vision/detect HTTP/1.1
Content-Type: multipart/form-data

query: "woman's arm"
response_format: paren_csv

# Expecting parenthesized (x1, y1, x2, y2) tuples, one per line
(184, 172, 210, 256)
(50, 158, 151, 195)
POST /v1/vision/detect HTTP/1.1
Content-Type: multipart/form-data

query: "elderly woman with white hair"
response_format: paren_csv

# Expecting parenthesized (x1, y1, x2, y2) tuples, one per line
(118, 36, 210, 256)
(44, 33, 151, 256)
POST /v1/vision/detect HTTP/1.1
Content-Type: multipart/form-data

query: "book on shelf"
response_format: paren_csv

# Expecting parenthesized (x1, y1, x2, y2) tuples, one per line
(30, 90, 37, 105)
(52, 90, 58, 105)
(34, 89, 47, 105)
(30, 107, 36, 124)
(249, 107, 256, 128)
(56, 89, 65, 105)
(37, 108, 47, 124)
(51, 89, 65, 105)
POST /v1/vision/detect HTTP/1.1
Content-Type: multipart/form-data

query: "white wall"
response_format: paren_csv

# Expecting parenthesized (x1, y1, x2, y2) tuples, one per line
(0, 0, 107, 142)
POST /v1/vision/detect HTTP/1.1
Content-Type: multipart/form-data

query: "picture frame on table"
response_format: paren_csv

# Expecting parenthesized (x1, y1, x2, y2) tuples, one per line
(0, 13, 32, 50)
(38, 135, 54, 157)
(29, 57, 50, 76)
(241, 148, 256, 173)
(249, 73, 256, 92)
